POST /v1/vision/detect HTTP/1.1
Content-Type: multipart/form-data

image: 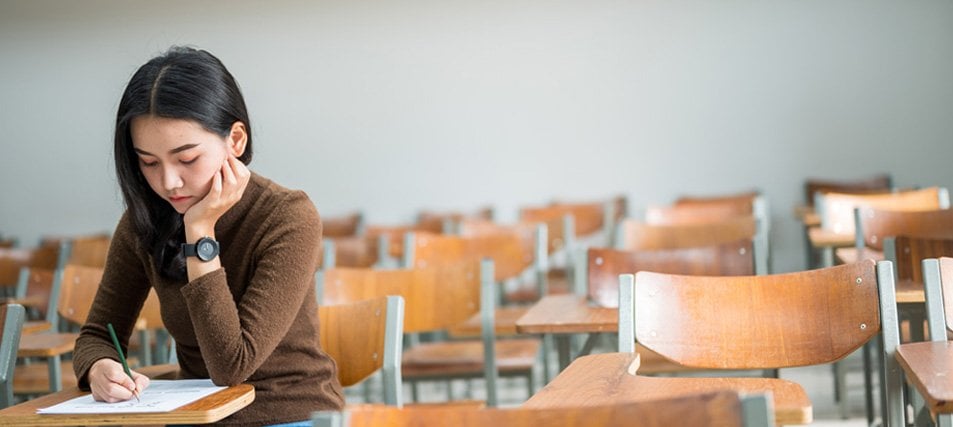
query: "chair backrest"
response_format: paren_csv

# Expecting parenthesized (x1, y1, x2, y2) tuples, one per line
(13, 267, 57, 321)
(618, 216, 757, 251)
(64, 234, 111, 268)
(644, 203, 752, 225)
(921, 257, 953, 340)
(885, 236, 953, 285)
(520, 202, 611, 254)
(804, 174, 892, 207)
(0, 246, 60, 288)
(0, 304, 25, 409)
(56, 265, 104, 326)
(855, 207, 953, 250)
(623, 260, 884, 369)
(322, 212, 365, 238)
(417, 207, 494, 234)
(320, 263, 481, 334)
(405, 230, 542, 283)
(313, 390, 773, 427)
(319, 295, 404, 406)
(582, 242, 755, 308)
(817, 187, 949, 236)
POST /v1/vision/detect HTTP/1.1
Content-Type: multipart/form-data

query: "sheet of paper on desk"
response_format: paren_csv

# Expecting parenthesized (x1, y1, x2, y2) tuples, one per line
(37, 379, 226, 414)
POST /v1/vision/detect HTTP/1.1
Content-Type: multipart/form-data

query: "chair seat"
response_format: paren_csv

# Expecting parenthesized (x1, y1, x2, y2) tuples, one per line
(13, 361, 77, 395)
(503, 271, 571, 304)
(17, 332, 78, 357)
(448, 307, 528, 338)
(402, 339, 540, 377)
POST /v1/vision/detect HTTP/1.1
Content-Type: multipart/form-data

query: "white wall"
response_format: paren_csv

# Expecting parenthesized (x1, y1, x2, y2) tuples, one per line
(2, 0, 952, 273)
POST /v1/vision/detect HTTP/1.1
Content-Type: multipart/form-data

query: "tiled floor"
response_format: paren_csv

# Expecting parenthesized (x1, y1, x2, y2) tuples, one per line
(345, 343, 879, 426)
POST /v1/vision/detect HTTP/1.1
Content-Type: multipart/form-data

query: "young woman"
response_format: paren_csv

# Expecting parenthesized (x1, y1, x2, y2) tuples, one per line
(73, 46, 344, 426)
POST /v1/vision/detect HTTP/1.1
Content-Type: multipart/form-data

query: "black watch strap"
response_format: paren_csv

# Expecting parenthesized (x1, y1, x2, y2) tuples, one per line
(181, 236, 220, 262)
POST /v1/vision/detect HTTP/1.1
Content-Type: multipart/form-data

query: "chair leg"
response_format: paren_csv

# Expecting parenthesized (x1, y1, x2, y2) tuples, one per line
(834, 360, 849, 419)
(864, 340, 877, 425)
(411, 380, 419, 403)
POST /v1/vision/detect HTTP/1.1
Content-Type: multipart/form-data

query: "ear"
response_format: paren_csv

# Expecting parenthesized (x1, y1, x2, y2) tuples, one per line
(227, 121, 248, 157)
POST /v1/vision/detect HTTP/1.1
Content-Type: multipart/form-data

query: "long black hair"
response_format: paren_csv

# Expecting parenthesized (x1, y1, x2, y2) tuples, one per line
(114, 46, 253, 280)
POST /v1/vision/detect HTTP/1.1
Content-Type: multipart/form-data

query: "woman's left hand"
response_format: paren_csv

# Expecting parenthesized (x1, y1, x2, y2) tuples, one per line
(184, 155, 250, 232)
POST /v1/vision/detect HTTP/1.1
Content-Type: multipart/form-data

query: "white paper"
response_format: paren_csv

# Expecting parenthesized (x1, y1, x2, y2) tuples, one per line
(38, 379, 226, 414)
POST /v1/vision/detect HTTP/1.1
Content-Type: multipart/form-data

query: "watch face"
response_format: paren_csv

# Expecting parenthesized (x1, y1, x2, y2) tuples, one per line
(196, 238, 219, 261)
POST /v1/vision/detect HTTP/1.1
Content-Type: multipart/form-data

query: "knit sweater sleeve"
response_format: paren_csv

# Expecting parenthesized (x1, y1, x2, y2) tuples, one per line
(73, 212, 153, 389)
(179, 191, 322, 386)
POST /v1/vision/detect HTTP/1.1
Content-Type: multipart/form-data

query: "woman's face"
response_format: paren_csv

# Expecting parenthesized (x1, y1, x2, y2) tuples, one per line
(131, 116, 240, 214)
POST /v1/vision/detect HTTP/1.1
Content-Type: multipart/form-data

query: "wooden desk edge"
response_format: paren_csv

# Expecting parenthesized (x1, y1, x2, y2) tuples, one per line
(895, 342, 953, 414)
(0, 383, 255, 426)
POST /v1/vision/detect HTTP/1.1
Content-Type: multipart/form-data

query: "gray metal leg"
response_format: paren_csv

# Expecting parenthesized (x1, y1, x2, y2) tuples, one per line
(48, 355, 62, 392)
(555, 335, 571, 371)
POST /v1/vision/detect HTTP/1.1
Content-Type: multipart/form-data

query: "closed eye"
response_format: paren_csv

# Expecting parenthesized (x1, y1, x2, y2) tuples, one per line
(180, 156, 199, 165)
(139, 158, 158, 167)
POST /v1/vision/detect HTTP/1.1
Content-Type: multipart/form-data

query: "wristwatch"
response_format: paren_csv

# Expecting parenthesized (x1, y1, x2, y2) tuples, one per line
(182, 236, 220, 262)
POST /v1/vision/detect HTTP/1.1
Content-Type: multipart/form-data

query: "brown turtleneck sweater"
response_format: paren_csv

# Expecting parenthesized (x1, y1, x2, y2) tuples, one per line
(74, 173, 344, 426)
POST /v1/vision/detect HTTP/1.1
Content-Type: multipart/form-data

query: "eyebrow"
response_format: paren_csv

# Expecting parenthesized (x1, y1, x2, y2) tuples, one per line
(134, 143, 201, 156)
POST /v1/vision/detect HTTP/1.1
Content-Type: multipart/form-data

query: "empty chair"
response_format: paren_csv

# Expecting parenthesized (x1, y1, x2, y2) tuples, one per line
(319, 296, 404, 406)
(890, 257, 953, 426)
(616, 260, 903, 425)
(803, 174, 893, 209)
(322, 212, 365, 238)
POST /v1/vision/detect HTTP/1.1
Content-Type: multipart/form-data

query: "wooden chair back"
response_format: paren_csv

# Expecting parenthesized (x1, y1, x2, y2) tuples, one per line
(804, 174, 892, 207)
(644, 203, 752, 225)
(618, 216, 757, 250)
(0, 304, 25, 409)
(417, 207, 494, 234)
(817, 187, 948, 236)
(321, 263, 480, 333)
(520, 202, 606, 253)
(314, 390, 771, 427)
(56, 265, 104, 326)
(0, 246, 60, 288)
(320, 296, 404, 405)
(585, 241, 754, 308)
(322, 212, 364, 238)
(13, 268, 56, 320)
(938, 258, 953, 334)
(887, 236, 953, 285)
(65, 234, 111, 268)
(324, 237, 379, 269)
(631, 260, 880, 369)
(856, 207, 953, 250)
(407, 232, 534, 282)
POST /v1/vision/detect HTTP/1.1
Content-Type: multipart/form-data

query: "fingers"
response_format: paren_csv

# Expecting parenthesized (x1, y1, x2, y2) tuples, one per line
(89, 359, 142, 403)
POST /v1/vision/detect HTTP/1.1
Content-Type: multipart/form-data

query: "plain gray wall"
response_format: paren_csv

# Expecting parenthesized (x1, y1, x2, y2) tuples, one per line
(2, 0, 952, 273)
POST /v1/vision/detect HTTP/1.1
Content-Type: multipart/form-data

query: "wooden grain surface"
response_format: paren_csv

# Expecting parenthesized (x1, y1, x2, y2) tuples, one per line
(896, 341, 953, 414)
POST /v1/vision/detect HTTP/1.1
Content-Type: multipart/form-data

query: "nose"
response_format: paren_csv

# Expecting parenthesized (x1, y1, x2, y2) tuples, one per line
(161, 165, 184, 192)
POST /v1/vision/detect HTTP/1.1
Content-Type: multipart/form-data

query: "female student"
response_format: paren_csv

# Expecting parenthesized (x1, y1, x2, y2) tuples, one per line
(73, 46, 344, 426)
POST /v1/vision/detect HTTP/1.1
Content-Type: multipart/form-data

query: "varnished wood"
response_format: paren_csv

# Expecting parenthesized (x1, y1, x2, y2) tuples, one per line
(634, 260, 880, 369)
(11, 361, 77, 395)
(895, 341, 953, 414)
(319, 296, 390, 387)
(417, 207, 493, 234)
(807, 227, 854, 249)
(833, 247, 884, 265)
(856, 207, 953, 250)
(66, 235, 111, 269)
(17, 332, 78, 357)
(619, 216, 757, 250)
(323, 212, 364, 238)
(449, 306, 526, 338)
(0, 382, 254, 426)
(943, 257, 953, 333)
(341, 390, 749, 427)
(402, 340, 539, 376)
(411, 232, 533, 284)
(524, 352, 811, 425)
(520, 202, 605, 253)
(515, 295, 617, 335)
(587, 241, 754, 308)
(817, 187, 946, 237)
(0, 246, 59, 288)
(893, 236, 953, 289)
(328, 236, 378, 268)
(647, 191, 757, 225)
(803, 174, 892, 207)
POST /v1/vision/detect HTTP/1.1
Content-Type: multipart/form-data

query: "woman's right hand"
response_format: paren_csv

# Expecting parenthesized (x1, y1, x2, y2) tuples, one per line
(88, 358, 150, 403)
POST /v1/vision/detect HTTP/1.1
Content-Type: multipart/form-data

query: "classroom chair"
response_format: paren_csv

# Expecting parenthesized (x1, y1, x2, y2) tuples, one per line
(313, 390, 774, 427)
(889, 257, 953, 427)
(319, 295, 404, 406)
(616, 260, 903, 425)
(318, 260, 537, 407)
(0, 304, 25, 409)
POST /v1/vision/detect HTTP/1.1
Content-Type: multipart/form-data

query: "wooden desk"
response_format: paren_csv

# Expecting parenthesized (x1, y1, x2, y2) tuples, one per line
(834, 247, 883, 265)
(0, 365, 255, 426)
(523, 352, 812, 425)
(515, 295, 616, 370)
(895, 341, 953, 415)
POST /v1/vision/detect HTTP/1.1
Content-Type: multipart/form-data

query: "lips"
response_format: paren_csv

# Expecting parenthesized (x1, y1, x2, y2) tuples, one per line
(169, 196, 191, 203)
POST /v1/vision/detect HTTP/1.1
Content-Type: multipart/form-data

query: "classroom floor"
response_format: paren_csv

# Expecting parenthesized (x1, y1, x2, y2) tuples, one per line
(345, 343, 877, 426)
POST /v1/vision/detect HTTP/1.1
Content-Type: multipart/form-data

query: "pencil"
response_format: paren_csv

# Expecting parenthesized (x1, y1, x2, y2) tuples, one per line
(106, 323, 140, 402)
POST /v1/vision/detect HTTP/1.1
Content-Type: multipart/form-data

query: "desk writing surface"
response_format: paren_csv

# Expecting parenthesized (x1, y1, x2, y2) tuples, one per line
(0, 383, 254, 426)
(807, 228, 854, 249)
(515, 295, 617, 334)
(523, 352, 812, 425)
(834, 247, 884, 265)
(895, 341, 953, 414)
